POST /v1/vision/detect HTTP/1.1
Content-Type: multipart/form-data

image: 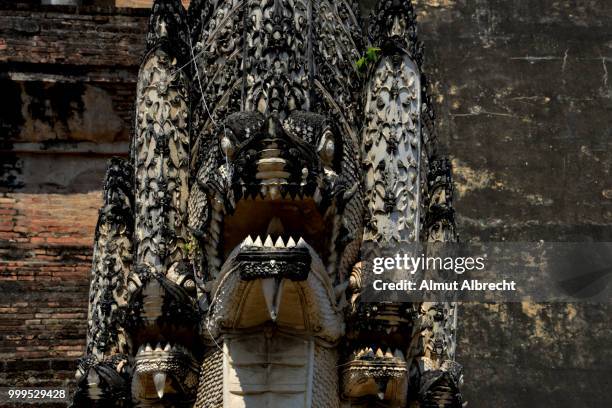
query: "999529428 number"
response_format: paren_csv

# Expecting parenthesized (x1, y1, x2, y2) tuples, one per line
(1, 388, 68, 402)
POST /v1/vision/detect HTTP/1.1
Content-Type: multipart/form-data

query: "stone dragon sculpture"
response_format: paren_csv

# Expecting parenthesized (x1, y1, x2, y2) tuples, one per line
(72, 0, 463, 406)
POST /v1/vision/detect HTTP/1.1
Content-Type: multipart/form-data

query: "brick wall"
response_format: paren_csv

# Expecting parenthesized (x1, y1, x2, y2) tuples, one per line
(0, 193, 98, 389)
(0, 1, 146, 394)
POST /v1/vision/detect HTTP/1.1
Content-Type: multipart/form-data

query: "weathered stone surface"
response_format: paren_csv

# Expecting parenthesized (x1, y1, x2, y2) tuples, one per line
(116, 0, 189, 7)
(0, 3, 146, 191)
(405, 0, 612, 242)
(400, 1, 612, 407)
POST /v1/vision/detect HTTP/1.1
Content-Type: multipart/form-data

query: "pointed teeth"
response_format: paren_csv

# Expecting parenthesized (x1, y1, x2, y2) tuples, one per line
(156, 343, 162, 351)
(145, 343, 152, 352)
(385, 348, 393, 358)
(261, 278, 283, 322)
(376, 348, 384, 358)
(87, 371, 102, 398)
(269, 185, 280, 200)
(246, 235, 301, 249)
(264, 235, 274, 247)
(153, 372, 166, 399)
(314, 187, 322, 204)
(394, 349, 405, 360)
(275, 237, 285, 248)
(138, 345, 144, 354)
(164, 343, 172, 352)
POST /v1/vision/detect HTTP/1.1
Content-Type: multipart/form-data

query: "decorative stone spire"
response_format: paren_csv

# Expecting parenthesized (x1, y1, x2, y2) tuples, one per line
(133, 0, 191, 278)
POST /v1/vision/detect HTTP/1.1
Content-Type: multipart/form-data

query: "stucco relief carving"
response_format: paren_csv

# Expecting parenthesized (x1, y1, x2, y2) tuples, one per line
(73, 1, 462, 407)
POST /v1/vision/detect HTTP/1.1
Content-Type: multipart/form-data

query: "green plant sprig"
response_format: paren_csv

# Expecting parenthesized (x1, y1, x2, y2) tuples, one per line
(356, 46, 381, 71)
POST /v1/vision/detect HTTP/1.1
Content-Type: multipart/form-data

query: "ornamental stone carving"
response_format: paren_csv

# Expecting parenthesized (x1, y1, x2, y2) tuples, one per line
(72, 1, 462, 407)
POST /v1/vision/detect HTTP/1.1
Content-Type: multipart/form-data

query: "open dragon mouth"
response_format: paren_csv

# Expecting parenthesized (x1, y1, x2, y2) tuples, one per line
(202, 182, 346, 342)
(211, 191, 335, 325)
(221, 193, 333, 265)
(204, 230, 345, 341)
(194, 111, 341, 277)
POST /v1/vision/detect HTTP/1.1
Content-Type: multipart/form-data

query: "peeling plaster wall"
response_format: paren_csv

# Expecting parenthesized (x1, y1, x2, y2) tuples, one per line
(399, 1, 612, 406)
(412, 0, 612, 242)
(0, 3, 144, 192)
(0, 1, 611, 406)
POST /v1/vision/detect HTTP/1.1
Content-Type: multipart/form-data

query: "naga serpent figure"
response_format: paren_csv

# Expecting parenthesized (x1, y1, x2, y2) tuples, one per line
(72, 0, 463, 406)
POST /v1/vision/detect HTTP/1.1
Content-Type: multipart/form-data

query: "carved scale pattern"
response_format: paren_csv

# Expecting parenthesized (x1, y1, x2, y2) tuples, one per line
(73, 159, 134, 407)
(407, 158, 462, 406)
(312, 346, 340, 408)
(362, 54, 421, 244)
(243, 0, 310, 117)
(86, 158, 134, 359)
(352, 1, 463, 406)
(134, 50, 190, 276)
(195, 349, 224, 408)
(312, 0, 363, 132)
(190, 0, 244, 148)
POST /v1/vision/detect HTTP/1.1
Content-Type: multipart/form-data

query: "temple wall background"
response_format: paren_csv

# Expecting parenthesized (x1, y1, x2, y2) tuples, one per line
(0, 0, 610, 406)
